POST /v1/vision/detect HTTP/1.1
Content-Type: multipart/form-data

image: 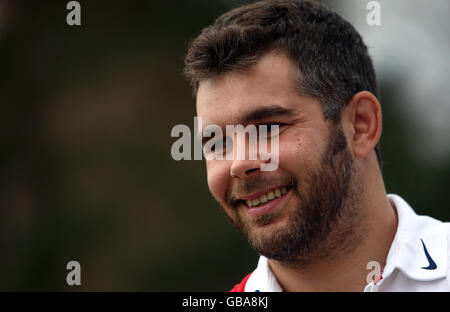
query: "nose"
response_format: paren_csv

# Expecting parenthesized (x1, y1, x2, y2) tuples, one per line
(230, 158, 262, 179)
(229, 132, 268, 179)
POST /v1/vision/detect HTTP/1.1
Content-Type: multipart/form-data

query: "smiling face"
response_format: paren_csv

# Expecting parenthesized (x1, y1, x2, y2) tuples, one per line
(196, 50, 364, 265)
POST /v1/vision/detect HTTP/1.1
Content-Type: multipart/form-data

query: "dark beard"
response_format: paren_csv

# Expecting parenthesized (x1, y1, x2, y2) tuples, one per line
(224, 123, 364, 266)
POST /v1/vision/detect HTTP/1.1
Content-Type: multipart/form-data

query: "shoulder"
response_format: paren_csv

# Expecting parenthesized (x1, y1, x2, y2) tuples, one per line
(229, 273, 252, 292)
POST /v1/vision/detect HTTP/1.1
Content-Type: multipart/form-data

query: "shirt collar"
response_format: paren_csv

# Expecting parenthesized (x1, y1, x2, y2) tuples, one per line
(245, 256, 282, 292)
(381, 194, 448, 281)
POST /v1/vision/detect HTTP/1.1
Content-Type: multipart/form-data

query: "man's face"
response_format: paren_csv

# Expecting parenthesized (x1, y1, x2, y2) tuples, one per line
(196, 51, 362, 264)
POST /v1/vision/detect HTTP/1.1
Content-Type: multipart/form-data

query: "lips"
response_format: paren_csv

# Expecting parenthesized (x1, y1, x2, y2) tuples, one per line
(237, 185, 293, 217)
(244, 187, 291, 217)
(243, 186, 289, 208)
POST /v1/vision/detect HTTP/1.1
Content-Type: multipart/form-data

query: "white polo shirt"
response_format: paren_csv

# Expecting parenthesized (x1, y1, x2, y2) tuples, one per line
(244, 194, 450, 292)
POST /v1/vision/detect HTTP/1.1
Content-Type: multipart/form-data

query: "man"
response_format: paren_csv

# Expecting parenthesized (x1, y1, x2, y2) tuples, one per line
(183, 0, 450, 291)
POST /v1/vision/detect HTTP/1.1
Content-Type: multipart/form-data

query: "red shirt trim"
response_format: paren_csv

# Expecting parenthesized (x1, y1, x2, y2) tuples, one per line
(229, 273, 252, 292)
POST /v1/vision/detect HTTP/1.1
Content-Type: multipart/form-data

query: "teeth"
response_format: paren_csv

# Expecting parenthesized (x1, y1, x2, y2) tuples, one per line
(245, 187, 290, 207)
(259, 194, 268, 203)
(274, 189, 281, 197)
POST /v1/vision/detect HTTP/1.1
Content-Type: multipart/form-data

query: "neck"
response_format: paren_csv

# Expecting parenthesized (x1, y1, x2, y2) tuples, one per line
(268, 165, 398, 292)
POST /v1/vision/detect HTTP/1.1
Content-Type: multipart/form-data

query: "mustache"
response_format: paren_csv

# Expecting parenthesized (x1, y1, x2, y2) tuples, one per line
(227, 175, 297, 208)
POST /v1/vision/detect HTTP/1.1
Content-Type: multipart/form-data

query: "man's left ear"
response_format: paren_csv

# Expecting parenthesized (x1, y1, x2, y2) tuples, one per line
(342, 91, 382, 159)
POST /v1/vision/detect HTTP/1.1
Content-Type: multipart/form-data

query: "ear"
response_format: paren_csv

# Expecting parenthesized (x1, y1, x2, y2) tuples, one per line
(342, 91, 382, 159)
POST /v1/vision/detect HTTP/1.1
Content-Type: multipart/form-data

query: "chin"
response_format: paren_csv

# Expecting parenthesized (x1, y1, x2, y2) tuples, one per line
(247, 213, 290, 239)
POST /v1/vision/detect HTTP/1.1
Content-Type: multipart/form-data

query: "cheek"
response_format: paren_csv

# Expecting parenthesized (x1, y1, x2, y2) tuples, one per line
(206, 160, 230, 205)
(278, 134, 318, 172)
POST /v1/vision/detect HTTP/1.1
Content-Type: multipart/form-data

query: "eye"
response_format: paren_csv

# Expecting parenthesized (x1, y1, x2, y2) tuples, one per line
(273, 122, 287, 128)
(222, 136, 234, 153)
(257, 123, 286, 139)
(259, 122, 286, 129)
(207, 136, 233, 153)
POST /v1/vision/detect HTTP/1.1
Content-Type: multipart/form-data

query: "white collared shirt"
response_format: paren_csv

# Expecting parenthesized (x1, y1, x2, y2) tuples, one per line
(244, 194, 450, 292)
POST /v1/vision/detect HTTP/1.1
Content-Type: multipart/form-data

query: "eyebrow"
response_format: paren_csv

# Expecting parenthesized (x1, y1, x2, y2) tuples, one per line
(241, 104, 294, 125)
(201, 104, 294, 146)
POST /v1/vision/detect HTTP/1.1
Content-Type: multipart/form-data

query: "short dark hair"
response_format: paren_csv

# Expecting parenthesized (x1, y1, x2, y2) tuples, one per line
(184, 0, 382, 168)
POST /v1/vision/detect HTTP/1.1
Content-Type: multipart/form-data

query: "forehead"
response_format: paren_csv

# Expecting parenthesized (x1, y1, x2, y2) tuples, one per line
(196, 51, 304, 127)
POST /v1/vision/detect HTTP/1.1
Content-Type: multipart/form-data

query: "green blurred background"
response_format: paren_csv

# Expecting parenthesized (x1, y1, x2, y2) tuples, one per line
(0, 0, 449, 291)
